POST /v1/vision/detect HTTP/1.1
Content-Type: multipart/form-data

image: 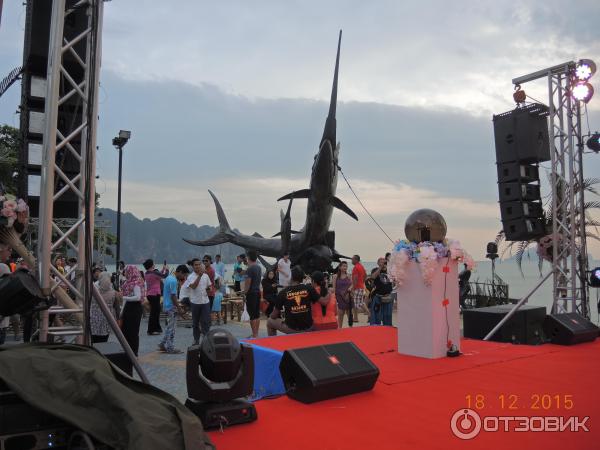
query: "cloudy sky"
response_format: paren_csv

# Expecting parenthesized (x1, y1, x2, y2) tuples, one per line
(1, 0, 599, 260)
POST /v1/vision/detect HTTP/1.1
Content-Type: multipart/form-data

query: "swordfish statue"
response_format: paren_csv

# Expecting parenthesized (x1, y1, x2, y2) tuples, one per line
(183, 30, 358, 272)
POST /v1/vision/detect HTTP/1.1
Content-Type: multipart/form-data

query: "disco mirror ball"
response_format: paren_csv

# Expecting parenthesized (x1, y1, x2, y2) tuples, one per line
(404, 209, 447, 243)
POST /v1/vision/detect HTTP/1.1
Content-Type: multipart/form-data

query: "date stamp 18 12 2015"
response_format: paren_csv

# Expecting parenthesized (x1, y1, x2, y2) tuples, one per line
(465, 393, 575, 411)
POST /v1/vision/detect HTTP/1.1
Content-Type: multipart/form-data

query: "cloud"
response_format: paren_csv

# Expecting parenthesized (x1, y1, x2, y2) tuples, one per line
(1, 0, 599, 117)
(99, 175, 501, 260)
(1, 0, 599, 261)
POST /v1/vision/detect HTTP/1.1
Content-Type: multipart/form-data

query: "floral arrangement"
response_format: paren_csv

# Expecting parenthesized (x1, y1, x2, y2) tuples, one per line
(0, 194, 82, 318)
(389, 239, 475, 286)
(0, 195, 29, 231)
(536, 234, 561, 263)
(0, 193, 32, 266)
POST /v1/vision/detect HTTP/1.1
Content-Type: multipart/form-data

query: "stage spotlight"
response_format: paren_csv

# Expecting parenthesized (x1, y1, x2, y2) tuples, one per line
(587, 133, 600, 153)
(486, 242, 498, 259)
(185, 329, 257, 429)
(575, 59, 596, 81)
(589, 267, 600, 288)
(572, 81, 594, 103)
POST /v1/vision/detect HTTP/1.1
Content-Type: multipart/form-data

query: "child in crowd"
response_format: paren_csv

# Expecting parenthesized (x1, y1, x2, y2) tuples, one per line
(212, 279, 224, 325)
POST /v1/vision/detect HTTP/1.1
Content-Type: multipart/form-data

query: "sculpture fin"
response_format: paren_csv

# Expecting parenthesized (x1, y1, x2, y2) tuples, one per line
(278, 189, 310, 201)
(320, 30, 341, 151)
(257, 254, 275, 270)
(332, 196, 358, 221)
(183, 190, 235, 246)
(209, 189, 232, 232)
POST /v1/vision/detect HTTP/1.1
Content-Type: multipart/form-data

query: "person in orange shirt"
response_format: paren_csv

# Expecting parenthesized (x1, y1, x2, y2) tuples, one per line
(311, 271, 338, 331)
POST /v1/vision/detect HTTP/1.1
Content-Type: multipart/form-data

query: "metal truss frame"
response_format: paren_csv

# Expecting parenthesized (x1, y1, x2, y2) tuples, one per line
(513, 62, 590, 317)
(26, 217, 110, 267)
(37, 0, 149, 383)
(38, 0, 102, 340)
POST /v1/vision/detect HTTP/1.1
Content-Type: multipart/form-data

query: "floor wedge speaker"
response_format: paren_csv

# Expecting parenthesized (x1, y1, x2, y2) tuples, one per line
(544, 313, 599, 345)
(463, 305, 546, 344)
(279, 342, 379, 404)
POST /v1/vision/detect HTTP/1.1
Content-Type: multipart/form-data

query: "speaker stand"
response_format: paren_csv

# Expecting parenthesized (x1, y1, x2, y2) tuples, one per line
(185, 398, 257, 430)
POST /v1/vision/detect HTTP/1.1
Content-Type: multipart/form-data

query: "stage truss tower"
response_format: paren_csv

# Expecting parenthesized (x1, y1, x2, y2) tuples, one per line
(513, 62, 590, 317)
(35, 0, 149, 382)
(37, 0, 103, 341)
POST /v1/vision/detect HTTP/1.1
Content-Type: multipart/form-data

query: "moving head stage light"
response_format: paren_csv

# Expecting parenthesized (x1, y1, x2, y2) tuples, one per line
(0, 270, 52, 317)
(185, 329, 257, 430)
(588, 267, 600, 288)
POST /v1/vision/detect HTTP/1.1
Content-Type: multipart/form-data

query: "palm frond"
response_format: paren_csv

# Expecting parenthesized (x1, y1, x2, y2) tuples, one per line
(494, 229, 505, 246)
(584, 201, 600, 209)
(500, 240, 518, 259)
(585, 219, 600, 227)
(586, 232, 600, 243)
(580, 177, 600, 196)
(515, 240, 532, 277)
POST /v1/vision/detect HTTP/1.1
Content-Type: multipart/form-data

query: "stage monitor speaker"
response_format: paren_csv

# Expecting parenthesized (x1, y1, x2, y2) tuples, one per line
(543, 313, 599, 345)
(93, 342, 133, 377)
(463, 305, 546, 344)
(279, 342, 379, 404)
(493, 104, 550, 164)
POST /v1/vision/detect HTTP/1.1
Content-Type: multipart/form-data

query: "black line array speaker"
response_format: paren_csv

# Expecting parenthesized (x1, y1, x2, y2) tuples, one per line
(279, 342, 379, 404)
(493, 104, 550, 164)
(19, 0, 89, 218)
(543, 313, 599, 345)
(463, 305, 546, 345)
(493, 104, 549, 241)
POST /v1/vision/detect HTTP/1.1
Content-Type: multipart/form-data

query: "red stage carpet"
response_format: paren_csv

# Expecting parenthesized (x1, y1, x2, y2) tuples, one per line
(208, 326, 600, 450)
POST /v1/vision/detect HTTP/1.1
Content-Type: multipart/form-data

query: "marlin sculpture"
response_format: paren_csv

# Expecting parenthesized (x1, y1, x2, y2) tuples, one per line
(183, 30, 358, 272)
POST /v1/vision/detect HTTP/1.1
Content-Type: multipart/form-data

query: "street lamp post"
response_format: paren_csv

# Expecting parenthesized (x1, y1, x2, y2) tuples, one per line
(112, 130, 131, 288)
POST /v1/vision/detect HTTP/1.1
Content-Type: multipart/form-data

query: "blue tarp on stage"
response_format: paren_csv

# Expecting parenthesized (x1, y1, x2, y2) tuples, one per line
(246, 343, 285, 401)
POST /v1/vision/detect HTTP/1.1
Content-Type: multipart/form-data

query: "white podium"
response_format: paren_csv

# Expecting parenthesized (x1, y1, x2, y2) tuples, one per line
(396, 259, 460, 359)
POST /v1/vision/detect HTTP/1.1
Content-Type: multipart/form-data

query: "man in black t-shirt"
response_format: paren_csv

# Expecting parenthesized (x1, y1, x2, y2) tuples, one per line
(244, 250, 262, 338)
(267, 266, 321, 335)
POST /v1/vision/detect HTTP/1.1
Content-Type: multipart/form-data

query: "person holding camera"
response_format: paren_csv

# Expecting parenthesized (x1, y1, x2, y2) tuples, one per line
(183, 258, 212, 345)
(369, 257, 394, 326)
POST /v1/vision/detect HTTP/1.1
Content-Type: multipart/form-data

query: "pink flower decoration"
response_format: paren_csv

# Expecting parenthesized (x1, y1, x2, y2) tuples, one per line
(1, 207, 16, 218)
(16, 199, 28, 213)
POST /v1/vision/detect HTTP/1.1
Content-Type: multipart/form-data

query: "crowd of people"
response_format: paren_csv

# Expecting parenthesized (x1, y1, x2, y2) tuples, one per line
(1, 242, 398, 356)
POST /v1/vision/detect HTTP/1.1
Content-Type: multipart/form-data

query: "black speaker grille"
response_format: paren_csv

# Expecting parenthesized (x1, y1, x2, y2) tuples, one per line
(293, 347, 346, 381)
